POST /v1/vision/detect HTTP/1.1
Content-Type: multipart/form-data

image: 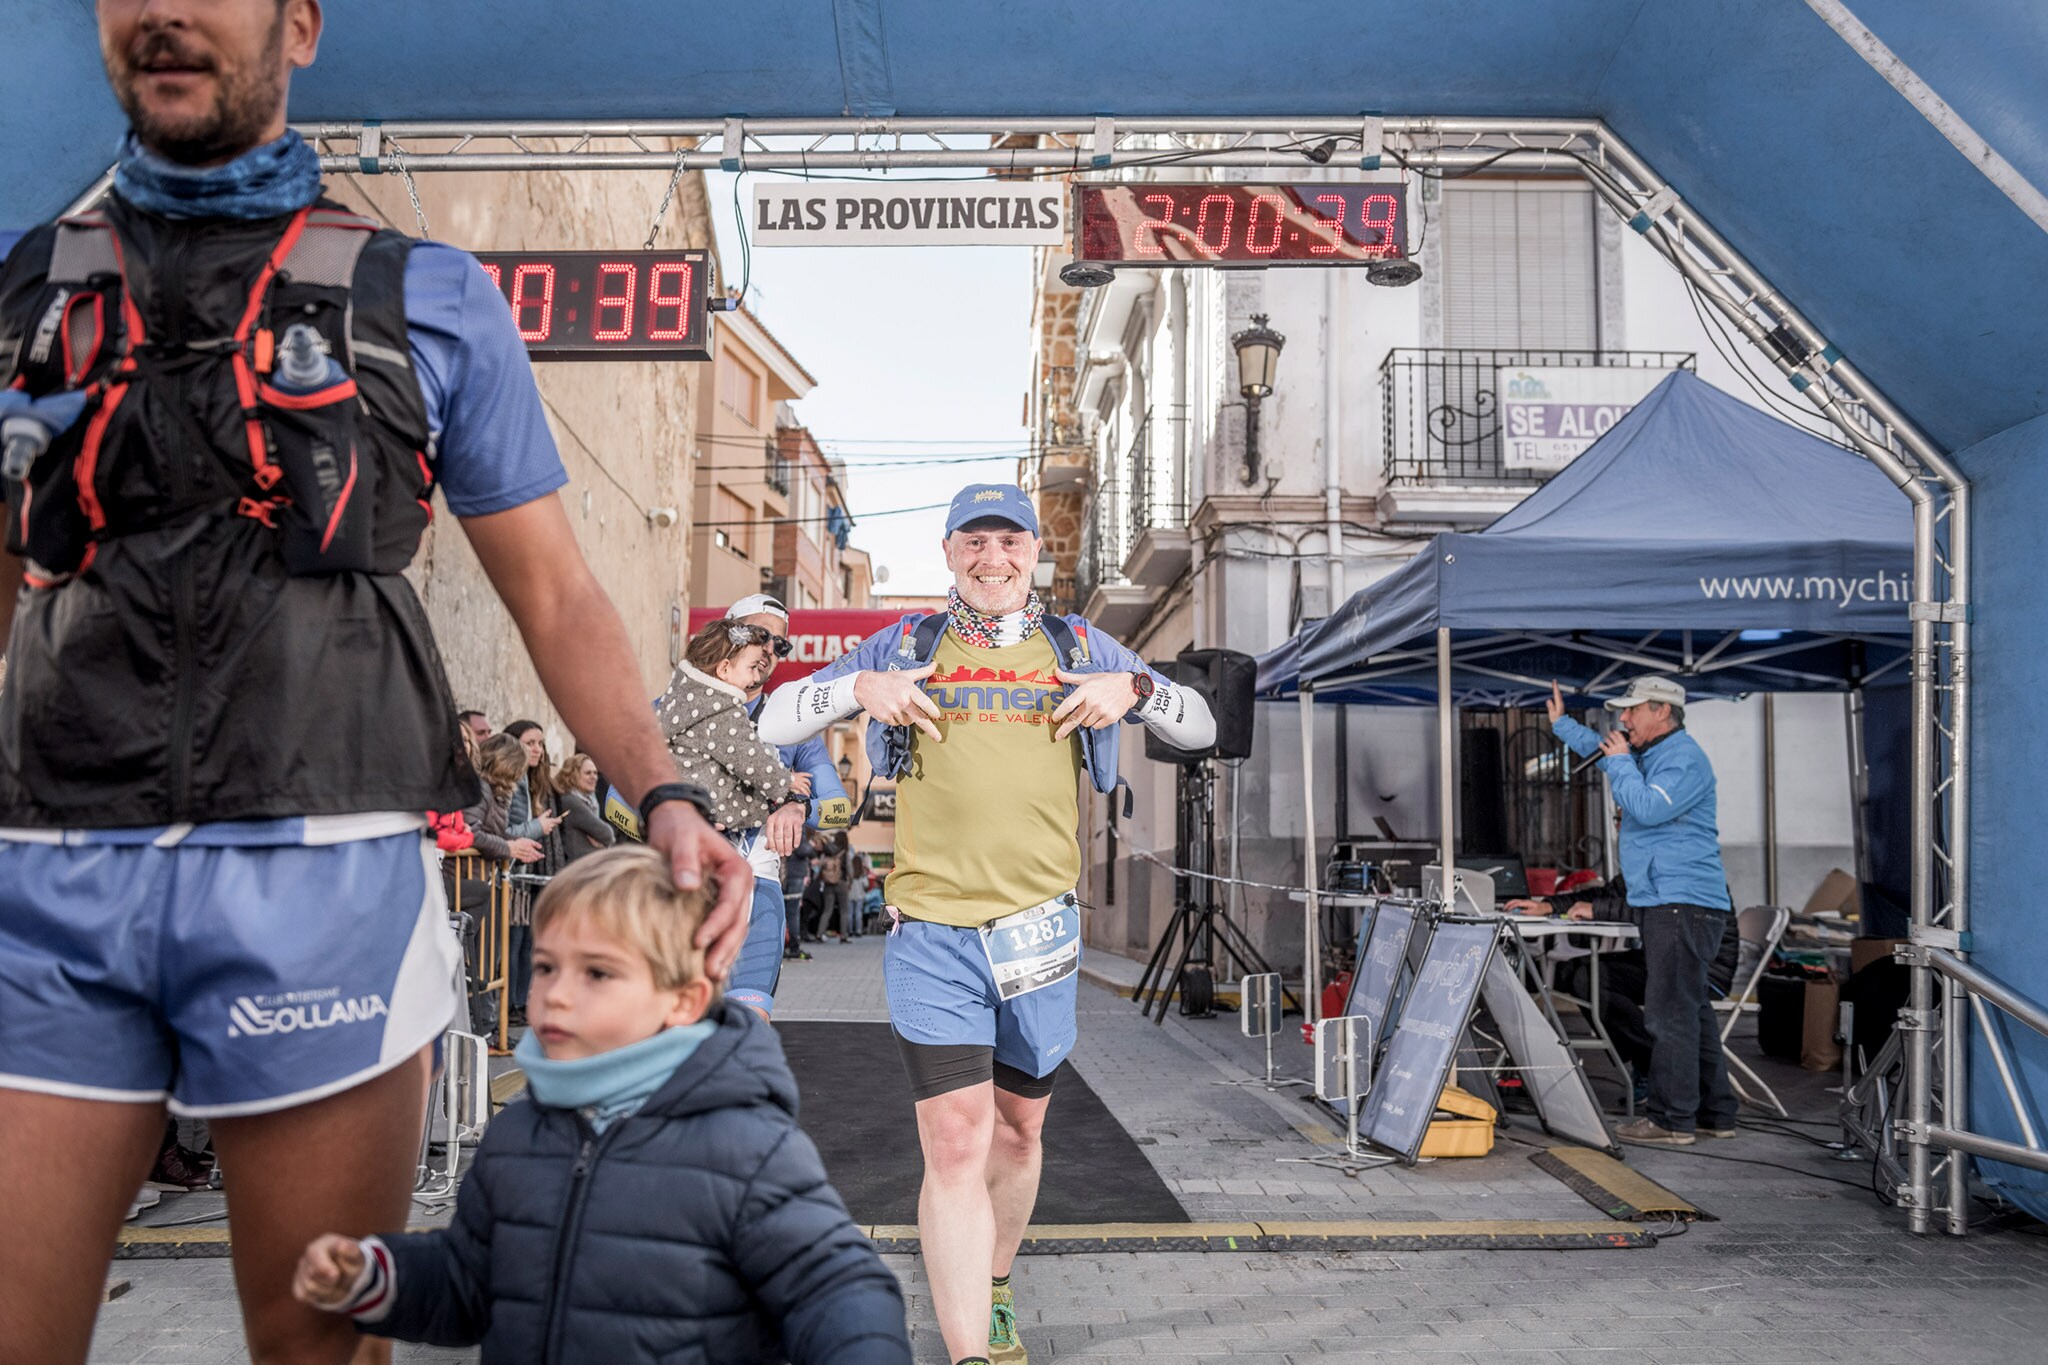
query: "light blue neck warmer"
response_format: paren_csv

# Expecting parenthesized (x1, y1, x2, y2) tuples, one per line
(515, 1020, 717, 1133)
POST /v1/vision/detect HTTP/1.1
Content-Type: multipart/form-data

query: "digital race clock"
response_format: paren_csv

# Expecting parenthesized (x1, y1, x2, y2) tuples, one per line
(473, 250, 711, 361)
(1072, 183, 1409, 268)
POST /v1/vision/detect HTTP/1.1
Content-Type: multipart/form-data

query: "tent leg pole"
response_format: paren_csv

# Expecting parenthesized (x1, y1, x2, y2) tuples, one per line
(1438, 628, 1455, 898)
(1300, 687, 1321, 1026)
(1764, 695, 1779, 906)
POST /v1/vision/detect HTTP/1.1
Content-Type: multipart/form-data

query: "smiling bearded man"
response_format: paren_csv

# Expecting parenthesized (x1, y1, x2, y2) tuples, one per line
(759, 483, 1215, 1365)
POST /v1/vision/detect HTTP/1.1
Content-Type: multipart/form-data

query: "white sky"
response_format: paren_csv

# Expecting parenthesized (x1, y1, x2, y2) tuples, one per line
(704, 167, 1036, 598)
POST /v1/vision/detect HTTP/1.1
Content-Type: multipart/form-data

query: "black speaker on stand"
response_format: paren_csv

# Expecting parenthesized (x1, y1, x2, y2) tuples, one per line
(1132, 650, 1294, 1023)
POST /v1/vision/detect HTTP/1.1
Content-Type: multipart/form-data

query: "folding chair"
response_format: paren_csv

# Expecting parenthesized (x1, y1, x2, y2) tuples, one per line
(1712, 904, 1790, 1117)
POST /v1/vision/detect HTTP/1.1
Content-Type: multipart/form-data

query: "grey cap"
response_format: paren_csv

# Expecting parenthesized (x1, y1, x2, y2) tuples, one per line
(1604, 675, 1687, 710)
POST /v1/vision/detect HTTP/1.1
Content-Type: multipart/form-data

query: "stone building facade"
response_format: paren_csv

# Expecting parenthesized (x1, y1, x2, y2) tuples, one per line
(326, 155, 716, 758)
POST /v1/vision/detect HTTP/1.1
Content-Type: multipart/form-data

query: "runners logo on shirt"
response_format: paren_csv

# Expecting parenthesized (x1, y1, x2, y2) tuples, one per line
(228, 987, 390, 1038)
(926, 665, 1062, 725)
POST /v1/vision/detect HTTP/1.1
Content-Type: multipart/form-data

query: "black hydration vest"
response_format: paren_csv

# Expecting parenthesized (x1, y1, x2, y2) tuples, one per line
(0, 193, 478, 827)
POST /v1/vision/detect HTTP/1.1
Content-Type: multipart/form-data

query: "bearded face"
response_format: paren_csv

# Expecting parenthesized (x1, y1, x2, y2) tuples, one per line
(100, 0, 314, 166)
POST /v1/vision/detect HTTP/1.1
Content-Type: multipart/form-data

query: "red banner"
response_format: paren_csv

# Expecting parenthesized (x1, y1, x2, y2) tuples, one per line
(687, 608, 905, 694)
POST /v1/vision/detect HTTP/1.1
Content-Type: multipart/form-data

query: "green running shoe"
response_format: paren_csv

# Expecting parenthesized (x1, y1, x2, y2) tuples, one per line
(988, 1281, 1027, 1364)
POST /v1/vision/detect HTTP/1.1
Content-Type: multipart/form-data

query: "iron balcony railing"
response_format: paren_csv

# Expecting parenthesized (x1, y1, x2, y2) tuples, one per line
(1076, 471, 1127, 606)
(1126, 407, 1189, 546)
(1381, 348, 1696, 487)
(764, 441, 792, 495)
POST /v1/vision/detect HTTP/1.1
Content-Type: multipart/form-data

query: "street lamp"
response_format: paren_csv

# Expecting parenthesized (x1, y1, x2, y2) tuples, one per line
(837, 755, 854, 784)
(1232, 314, 1285, 484)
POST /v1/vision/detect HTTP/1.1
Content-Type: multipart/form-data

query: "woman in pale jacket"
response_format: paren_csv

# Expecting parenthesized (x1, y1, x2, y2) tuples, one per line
(552, 751, 617, 865)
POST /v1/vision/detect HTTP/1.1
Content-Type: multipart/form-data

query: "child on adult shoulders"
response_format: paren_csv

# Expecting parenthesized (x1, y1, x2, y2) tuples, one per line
(292, 845, 910, 1364)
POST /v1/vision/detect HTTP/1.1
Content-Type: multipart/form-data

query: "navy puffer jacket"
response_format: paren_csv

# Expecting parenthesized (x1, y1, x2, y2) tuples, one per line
(368, 1002, 910, 1364)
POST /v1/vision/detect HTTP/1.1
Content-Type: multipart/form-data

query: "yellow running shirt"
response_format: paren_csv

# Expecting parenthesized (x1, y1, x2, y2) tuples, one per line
(885, 629, 1084, 927)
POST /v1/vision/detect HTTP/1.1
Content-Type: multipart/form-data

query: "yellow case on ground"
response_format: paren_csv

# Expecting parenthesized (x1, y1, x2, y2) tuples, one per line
(1418, 1082, 1498, 1158)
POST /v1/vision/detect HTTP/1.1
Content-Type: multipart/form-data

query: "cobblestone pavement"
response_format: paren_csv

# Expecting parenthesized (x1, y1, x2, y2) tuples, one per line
(93, 935, 2048, 1363)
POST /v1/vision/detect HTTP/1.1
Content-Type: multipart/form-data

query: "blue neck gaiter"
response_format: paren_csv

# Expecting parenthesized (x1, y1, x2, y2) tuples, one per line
(515, 1020, 717, 1133)
(112, 129, 324, 221)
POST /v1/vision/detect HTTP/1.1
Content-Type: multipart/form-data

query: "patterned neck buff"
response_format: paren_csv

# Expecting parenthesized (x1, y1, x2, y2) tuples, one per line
(947, 586, 1044, 650)
(113, 129, 324, 221)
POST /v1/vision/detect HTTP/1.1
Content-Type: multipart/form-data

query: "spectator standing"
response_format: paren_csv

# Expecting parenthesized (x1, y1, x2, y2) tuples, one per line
(458, 710, 492, 745)
(503, 720, 568, 1019)
(554, 753, 617, 864)
(784, 831, 820, 961)
(722, 594, 853, 1008)
(816, 836, 853, 943)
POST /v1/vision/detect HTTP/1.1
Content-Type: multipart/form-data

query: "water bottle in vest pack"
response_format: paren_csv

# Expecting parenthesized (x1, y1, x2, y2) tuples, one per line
(262, 320, 377, 573)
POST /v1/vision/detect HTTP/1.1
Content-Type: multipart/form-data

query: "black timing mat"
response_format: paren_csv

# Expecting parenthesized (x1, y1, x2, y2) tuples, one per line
(777, 1022, 1188, 1226)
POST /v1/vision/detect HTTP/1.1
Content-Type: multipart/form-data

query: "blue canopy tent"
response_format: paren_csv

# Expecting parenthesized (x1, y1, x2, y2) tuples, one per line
(1262, 370, 1914, 709)
(1254, 370, 1913, 1078)
(7, 0, 2048, 1227)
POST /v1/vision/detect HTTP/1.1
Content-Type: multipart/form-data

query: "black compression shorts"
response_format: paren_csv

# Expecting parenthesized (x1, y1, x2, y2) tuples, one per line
(895, 1033, 1058, 1102)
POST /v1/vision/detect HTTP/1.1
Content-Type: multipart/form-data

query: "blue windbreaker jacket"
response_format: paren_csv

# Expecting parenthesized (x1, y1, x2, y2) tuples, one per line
(805, 613, 1169, 799)
(1553, 716, 1733, 911)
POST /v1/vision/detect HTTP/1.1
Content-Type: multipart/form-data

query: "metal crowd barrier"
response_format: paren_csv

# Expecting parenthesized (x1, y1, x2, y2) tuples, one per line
(443, 851, 514, 1054)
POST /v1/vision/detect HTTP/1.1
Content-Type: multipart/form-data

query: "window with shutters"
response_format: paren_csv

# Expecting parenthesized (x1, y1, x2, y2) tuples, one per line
(1442, 181, 1598, 350)
(719, 360, 763, 428)
(712, 485, 753, 560)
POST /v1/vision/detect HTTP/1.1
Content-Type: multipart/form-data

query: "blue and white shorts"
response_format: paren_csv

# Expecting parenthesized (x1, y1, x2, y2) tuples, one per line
(0, 833, 460, 1116)
(884, 915, 1078, 1095)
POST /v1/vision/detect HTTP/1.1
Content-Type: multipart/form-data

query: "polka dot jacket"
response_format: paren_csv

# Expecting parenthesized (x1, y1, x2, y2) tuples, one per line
(655, 663, 798, 832)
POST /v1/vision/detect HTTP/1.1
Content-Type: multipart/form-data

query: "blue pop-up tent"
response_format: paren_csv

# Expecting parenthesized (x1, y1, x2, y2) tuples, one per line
(1255, 371, 1918, 1109)
(1259, 370, 1913, 707)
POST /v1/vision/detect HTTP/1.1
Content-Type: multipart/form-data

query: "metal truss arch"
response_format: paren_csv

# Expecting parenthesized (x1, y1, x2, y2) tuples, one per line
(90, 112, 1991, 1233)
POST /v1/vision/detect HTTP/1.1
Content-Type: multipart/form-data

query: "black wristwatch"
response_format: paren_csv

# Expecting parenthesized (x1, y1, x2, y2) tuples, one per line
(1129, 671, 1156, 706)
(637, 782, 716, 835)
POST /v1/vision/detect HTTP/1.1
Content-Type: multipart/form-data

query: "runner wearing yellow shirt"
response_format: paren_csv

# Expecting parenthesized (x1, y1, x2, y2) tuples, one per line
(760, 484, 1214, 1365)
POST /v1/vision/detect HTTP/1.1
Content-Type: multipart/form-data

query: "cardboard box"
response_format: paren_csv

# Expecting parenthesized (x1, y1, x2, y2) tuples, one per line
(1850, 937, 1907, 975)
(1802, 868, 1861, 920)
(1800, 978, 1842, 1071)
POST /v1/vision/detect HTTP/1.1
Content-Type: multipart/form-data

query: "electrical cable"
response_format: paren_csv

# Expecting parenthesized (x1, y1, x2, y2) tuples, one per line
(536, 393, 653, 517)
(1639, 1141, 1881, 1193)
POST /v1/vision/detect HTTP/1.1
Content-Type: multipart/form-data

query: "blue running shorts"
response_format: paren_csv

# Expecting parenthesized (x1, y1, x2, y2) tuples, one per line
(0, 833, 461, 1117)
(884, 917, 1078, 1081)
(726, 875, 785, 1016)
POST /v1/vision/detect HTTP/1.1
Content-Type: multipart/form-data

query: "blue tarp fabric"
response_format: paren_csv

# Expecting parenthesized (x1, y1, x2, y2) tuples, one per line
(1259, 372, 1912, 707)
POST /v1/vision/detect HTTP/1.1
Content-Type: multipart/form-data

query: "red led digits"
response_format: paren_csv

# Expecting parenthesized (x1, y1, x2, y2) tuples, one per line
(1310, 193, 1347, 255)
(1359, 194, 1401, 258)
(509, 264, 555, 342)
(1131, 193, 1176, 257)
(593, 262, 637, 341)
(1194, 193, 1234, 255)
(1245, 194, 1285, 255)
(649, 262, 694, 341)
(479, 262, 502, 290)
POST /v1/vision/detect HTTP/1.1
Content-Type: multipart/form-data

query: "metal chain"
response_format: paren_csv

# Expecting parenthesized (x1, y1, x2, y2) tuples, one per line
(642, 148, 690, 250)
(390, 145, 430, 238)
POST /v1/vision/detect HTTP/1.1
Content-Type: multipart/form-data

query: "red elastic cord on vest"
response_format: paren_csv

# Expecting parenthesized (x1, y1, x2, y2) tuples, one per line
(229, 205, 315, 491)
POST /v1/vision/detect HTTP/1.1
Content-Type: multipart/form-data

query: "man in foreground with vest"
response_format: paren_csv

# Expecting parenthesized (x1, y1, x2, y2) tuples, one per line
(1547, 676, 1740, 1145)
(759, 484, 1215, 1365)
(0, 3, 750, 1361)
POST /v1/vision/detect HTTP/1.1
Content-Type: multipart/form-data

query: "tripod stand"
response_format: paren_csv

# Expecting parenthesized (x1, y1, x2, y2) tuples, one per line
(1134, 759, 1296, 1023)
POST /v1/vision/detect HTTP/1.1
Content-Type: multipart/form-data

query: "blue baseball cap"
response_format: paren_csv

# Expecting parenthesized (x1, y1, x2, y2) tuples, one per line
(944, 483, 1039, 537)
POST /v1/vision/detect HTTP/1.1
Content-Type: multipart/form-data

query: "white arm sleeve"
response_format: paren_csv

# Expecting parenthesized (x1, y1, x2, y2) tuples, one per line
(1136, 677, 1217, 750)
(757, 671, 863, 745)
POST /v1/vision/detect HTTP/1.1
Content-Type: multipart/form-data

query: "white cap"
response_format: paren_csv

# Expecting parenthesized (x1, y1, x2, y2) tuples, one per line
(1604, 675, 1687, 710)
(725, 592, 789, 626)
